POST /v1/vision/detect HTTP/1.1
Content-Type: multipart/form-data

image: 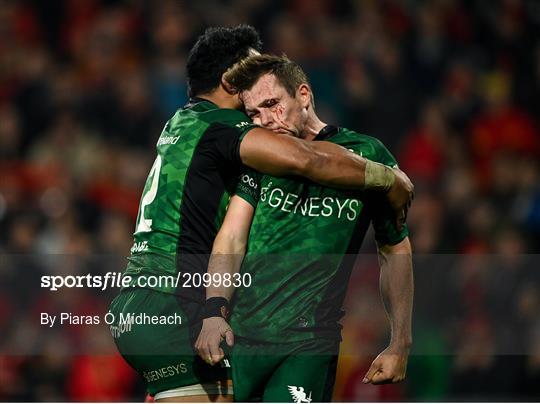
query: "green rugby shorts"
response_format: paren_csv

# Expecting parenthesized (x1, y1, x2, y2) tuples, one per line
(231, 337, 339, 402)
(108, 288, 231, 396)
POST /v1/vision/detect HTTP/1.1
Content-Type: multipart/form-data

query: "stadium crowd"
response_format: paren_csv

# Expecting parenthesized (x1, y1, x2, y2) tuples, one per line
(0, 0, 539, 401)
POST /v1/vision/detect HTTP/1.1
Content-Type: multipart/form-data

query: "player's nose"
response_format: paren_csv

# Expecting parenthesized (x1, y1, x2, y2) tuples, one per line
(260, 110, 274, 128)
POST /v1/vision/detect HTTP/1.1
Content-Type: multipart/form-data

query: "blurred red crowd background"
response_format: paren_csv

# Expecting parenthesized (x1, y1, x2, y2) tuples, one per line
(0, 0, 539, 401)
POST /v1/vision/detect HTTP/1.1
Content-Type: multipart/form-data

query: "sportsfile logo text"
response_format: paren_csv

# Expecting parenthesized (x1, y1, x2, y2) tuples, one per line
(41, 272, 164, 291)
(40, 271, 251, 291)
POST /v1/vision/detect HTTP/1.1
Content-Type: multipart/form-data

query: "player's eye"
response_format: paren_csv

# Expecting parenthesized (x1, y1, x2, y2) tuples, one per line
(263, 99, 278, 108)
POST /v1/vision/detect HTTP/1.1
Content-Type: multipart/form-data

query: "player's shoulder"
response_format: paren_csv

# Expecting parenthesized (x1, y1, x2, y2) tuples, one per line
(199, 107, 252, 130)
(174, 100, 252, 130)
(338, 127, 386, 148)
(337, 127, 392, 161)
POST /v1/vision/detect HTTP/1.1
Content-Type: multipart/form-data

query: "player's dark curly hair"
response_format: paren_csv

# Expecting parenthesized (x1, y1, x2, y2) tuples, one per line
(186, 25, 263, 97)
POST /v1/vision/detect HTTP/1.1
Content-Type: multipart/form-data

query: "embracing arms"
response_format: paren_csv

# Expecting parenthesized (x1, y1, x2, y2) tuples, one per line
(240, 128, 413, 230)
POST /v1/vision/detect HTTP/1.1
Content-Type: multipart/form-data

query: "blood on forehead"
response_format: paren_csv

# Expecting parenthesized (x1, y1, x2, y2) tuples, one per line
(243, 74, 287, 109)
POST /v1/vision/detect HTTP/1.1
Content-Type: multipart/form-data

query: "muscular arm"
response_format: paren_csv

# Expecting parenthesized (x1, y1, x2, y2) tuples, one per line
(207, 196, 254, 301)
(241, 128, 379, 189)
(195, 196, 254, 364)
(378, 237, 413, 350)
(240, 129, 413, 230)
(364, 237, 413, 384)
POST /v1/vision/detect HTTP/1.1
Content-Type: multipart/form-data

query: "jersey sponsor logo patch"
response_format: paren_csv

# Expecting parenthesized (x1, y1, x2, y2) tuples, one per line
(157, 135, 180, 146)
(240, 173, 258, 189)
(221, 358, 231, 368)
(288, 386, 312, 403)
(235, 121, 251, 128)
(260, 182, 361, 221)
(131, 240, 149, 253)
(142, 363, 188, 383)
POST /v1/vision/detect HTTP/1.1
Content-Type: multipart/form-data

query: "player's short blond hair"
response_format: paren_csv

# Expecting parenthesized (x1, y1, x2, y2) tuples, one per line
(224, 54, 315, 107)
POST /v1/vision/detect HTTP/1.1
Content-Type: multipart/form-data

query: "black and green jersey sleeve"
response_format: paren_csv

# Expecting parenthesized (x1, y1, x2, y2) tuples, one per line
(124, 98, 257, 300)
(233, 167, 262, 208)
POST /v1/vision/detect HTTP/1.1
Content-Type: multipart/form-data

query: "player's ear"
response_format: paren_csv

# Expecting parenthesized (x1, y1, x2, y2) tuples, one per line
(221, 73, 238, 95)
(297, 84, 311, 110)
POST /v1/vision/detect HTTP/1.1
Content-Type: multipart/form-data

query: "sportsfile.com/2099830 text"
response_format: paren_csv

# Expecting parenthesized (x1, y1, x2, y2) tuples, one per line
(40, 272, 251, 291)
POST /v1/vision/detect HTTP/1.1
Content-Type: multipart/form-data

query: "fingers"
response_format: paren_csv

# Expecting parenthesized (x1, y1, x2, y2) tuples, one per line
(372, 372, 406, 385)
(194, 319, 235, 365)
(392, 374, 406, 383)
(371, 374, 391, 385)
(396, 187, 413, 231)
(196, 335, 222, 365)
(365, 367, 398, 385)
(224, 328, 234, 347)
(363, 353, 408, 385)
(363, 361, 381, 384)
(388, 169, 413, 232)
(208, 326, 234, 363)
(195, 336, 211, 364)
(209, 340, 225, 364)
(397, 168, 414, 191)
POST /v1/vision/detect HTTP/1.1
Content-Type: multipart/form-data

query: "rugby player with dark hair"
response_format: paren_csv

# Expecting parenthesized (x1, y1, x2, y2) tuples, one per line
(109, 26, 413, 402)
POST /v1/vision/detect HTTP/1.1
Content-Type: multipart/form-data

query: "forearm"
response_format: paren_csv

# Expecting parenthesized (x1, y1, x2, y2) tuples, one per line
(304, 142, 395, 191)
(378, 239, 414, 349)
(207, 233, 246, 301)
(240, 129, 395, 190)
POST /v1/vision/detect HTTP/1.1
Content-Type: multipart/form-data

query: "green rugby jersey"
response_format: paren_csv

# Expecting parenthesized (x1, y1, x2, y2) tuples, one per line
(124, 98, 256, 302)
(231, 125, 408, 343)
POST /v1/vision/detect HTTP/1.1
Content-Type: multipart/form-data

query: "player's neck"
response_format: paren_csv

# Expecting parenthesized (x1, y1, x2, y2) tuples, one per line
(301, 110, 326, 141)
(197, 89, 240, 110)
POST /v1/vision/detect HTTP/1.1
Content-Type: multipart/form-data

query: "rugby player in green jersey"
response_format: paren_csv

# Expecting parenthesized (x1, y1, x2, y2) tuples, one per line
(109, 25, 414, 402)
(195, 54, 414, 402)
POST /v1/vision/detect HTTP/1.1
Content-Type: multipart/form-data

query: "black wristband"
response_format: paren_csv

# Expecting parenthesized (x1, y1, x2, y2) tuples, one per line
(204, 297, 230, 319)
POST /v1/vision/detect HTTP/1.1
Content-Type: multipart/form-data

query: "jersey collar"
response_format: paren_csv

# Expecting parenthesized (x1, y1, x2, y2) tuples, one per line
(313, 125, 339, 141)
(183, 97, 219, 110)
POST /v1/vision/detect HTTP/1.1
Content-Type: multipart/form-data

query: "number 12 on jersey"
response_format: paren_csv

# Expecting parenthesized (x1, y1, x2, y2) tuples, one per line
(135, 155, 162, 233)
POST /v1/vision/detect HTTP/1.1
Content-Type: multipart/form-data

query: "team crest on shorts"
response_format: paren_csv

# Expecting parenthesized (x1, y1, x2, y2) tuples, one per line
(288, 386, 312, 403)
